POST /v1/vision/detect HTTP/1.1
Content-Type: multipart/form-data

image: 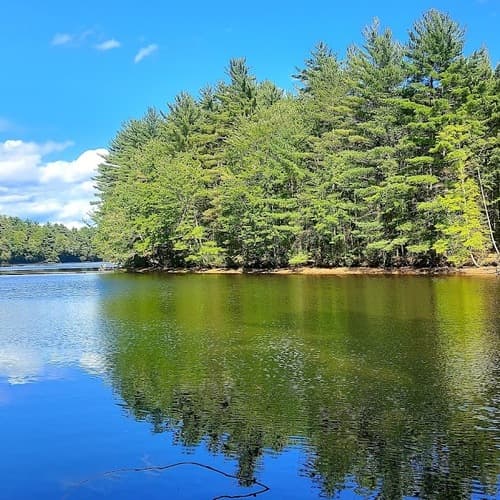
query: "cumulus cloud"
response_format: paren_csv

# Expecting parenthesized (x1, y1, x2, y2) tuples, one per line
(0, 140, 73, 185)
(134, 43, 158, 63)
(95, 39, 121, 51)
(41, 149, 103, 184)
(0, 139, 106, 227)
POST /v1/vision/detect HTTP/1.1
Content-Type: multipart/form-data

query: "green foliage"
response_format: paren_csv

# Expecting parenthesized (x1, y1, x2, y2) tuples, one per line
(289, 251, 311, 266)
(93, 10, 499, 269)
(0, 215, 100, 264)
(408, 9, 465, 87)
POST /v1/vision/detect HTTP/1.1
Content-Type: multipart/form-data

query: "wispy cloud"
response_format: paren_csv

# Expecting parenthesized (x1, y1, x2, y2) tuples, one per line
(95, 39, 121, 51)
(50, 29, 94, 47)
(134, 44, 158, 63)
(51, 33, 73, 46)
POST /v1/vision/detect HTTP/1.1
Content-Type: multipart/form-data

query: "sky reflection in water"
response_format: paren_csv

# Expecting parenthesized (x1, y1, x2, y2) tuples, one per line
(0, 271, 498, 499)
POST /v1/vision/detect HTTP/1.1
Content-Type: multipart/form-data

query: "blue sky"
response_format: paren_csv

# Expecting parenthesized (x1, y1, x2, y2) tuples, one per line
(0, 0, 498, 226)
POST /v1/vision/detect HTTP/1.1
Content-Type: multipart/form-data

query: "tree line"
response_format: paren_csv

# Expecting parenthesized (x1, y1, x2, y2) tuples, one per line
(0, 215, 99, 264)
(94, 10, 500, 269)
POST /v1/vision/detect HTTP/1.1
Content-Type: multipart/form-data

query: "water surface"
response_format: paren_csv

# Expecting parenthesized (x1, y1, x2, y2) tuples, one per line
(0, 272, 498, 499)
(0, 262, 113, 275)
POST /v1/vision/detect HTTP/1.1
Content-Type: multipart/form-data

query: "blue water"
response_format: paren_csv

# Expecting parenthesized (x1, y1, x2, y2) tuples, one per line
(0, 262, 114, 275)
(0, 271, 498, 499)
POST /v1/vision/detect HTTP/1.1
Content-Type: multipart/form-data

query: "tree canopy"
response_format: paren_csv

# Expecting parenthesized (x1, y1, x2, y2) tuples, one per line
(94, 10, 499, 269)
(0, 215, 99, 264)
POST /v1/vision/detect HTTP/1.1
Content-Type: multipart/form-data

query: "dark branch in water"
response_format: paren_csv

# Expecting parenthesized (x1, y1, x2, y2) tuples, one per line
(63, 460, 270, 500)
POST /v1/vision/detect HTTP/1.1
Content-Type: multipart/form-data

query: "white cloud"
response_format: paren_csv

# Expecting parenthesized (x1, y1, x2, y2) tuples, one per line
(95, 39, 121, 51)
(0, 139, 106, 227)
(134, 43, 158, 63)
(51, 29, 94, 48)
(51, 33, 73, 46)
(0, 140, 73, 185)
(41, 149, 103, 184)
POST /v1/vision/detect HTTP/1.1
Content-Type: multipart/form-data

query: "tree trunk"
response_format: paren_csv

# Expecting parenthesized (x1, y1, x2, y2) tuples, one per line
(477, 167, 500, 257)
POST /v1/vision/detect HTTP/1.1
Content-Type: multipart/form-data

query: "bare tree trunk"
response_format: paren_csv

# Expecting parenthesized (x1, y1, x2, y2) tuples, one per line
(469, 251, 480, 268)
(477, 167, 500, 256)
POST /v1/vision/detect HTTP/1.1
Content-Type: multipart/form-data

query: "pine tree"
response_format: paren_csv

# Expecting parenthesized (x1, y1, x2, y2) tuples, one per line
(91, 10, 497, 269)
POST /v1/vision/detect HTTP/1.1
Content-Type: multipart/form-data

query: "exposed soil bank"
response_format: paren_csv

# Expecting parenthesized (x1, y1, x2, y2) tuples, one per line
(131, 266, 499, 277)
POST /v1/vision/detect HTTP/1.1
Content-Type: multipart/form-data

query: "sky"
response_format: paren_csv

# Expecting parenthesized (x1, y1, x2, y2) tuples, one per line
(0, 0, 498, 227)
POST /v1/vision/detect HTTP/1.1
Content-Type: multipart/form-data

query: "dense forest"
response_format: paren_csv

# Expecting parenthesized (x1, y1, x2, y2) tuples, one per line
(94, 10, 500, 269)
(0, 215, 99, 264)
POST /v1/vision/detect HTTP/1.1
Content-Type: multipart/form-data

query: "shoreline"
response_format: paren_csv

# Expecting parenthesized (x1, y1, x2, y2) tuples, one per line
(132, 265, 499, 277)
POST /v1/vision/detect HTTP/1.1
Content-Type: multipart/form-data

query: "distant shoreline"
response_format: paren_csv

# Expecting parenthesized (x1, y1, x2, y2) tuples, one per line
(131, 266, 499, 277)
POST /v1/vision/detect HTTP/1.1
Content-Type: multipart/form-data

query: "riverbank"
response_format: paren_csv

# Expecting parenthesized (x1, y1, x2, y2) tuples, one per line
(132, 266, 499, 276)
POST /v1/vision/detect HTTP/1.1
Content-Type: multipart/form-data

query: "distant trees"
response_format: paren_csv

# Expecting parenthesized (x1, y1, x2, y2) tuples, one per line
(0, 215, 99, 264)
(94, 10, 499, 269)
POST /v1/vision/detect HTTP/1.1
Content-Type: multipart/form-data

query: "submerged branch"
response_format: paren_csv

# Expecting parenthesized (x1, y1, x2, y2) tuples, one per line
(63, 460, 270, 500)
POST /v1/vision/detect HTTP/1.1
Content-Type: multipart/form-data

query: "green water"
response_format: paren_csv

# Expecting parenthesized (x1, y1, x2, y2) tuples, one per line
(0, 272, 498, 498)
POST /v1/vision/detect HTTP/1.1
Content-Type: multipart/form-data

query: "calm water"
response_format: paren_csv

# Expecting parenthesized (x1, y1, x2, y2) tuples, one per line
(0, 262, 113, 275)
(0, 271, 498, 499)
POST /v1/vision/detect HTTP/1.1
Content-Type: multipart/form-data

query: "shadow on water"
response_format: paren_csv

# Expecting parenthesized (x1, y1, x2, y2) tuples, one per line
(97, 274, 499, 498)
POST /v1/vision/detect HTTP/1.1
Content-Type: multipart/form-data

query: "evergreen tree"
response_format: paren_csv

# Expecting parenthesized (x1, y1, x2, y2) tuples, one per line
(0, 215, 100, 264)
(92, 10, 498, 269)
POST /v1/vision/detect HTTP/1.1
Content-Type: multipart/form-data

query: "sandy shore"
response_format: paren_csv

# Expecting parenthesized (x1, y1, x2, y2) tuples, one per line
(135, 266, 499, 277)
